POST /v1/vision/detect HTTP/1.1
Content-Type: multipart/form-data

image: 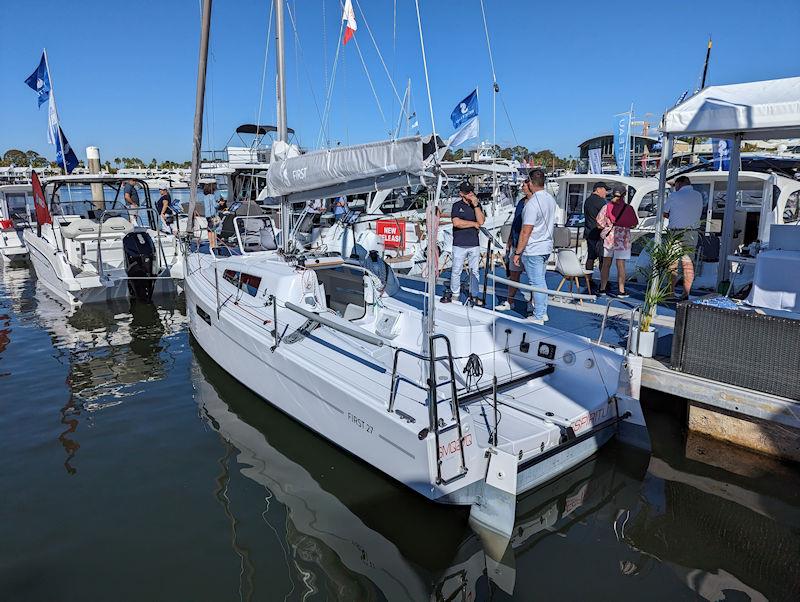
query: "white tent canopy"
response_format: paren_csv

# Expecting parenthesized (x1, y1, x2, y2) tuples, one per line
(656, 75, 800, 289)
(663, 76, 800, 139)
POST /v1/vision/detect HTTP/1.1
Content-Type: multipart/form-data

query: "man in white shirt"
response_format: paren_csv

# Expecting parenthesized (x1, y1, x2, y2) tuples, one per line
(664, 175, 704, 299)
(513, 169, 556, 324)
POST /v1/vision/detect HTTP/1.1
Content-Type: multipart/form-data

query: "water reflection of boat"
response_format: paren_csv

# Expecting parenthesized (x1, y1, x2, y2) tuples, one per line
(192, 344, 653, 600)
(31, 284, 187, 474)
(34, 284, 186, 402)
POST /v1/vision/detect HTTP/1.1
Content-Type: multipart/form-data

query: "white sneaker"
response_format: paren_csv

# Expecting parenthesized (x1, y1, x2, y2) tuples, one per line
(542, 314, 550, 322)
(495, 301, 511, 311)
(528, 316, 546, 325)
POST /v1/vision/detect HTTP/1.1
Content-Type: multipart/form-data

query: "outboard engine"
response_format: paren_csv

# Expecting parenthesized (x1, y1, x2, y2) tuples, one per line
(123, 231, 156, 301)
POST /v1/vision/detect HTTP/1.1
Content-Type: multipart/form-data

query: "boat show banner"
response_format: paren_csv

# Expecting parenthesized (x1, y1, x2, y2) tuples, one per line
(588, 148, 602, 174)
(613, 111, 632, 177)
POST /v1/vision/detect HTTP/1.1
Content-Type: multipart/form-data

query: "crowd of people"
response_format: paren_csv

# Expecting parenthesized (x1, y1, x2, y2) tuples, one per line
(445, 170, 704, 322)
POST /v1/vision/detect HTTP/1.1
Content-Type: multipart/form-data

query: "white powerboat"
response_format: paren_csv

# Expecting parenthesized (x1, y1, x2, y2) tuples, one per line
(0, 184, 33, 264)
(25, 175, 185, 306)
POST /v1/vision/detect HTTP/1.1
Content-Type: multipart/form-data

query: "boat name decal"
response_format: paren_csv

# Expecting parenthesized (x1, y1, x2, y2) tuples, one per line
(438, 433, 472, 459)
(348, 412, 374, 434)
(570, 405, 611, 433)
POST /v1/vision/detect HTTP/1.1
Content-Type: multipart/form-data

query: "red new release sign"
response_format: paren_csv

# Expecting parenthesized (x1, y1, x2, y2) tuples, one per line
(376, 219, 406, 250)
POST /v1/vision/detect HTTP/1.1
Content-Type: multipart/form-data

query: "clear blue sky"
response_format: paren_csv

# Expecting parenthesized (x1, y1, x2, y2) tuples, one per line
(1, 0, 798, 163)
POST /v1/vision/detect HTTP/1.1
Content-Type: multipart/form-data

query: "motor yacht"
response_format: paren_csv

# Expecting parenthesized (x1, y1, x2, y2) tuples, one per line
(0, 184, 34, 264)
(25, 175, 185, 306)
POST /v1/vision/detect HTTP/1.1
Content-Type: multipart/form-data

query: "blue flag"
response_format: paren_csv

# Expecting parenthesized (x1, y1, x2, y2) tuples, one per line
(712, 138, 732, 171)
(24, 53, 51, 108)
(55, 126, 79, 174)
(450, 90, 478, 131)
(613, 111, 632, 177)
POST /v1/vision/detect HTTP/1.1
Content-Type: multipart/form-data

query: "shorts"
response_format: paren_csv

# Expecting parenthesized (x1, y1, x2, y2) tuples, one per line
(505, 250, 523, 273)
(586, 238, 604, 262)
(671, 229, 699, 251)
(603, 246, 631, 260)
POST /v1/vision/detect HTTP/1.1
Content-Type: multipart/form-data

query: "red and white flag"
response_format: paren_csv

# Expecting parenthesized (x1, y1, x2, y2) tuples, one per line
(31, 170, 52, 226)
(342, 0, 357, 45)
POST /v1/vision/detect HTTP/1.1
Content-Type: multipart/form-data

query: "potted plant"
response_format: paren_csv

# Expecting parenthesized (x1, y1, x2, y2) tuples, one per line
(634, 230, 690, 357)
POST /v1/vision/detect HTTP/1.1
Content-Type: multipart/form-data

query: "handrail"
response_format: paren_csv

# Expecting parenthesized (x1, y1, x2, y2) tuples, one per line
(284, 301, 384, 347)
(596, 297, 642, 356)
(487, 273, 596, 301)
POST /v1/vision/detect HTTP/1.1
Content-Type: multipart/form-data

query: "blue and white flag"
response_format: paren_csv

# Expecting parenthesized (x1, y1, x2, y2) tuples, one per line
(448, 89, 479, 147)
(588, 148, 602, 175)
(24, 52, 51, 107)
(55, 125, 79, 174)
(613, 111, 632, 177)
(712, 138, 732, 171)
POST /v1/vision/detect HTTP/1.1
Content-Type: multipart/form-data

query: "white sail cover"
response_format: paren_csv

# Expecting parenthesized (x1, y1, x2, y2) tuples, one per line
(663, 77, 800, 139)
(262, 136, 426, 202)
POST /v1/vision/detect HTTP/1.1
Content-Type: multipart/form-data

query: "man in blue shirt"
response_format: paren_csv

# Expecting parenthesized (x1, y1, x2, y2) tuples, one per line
(495, 186, 528, 311)
(442, 181, 484, 304)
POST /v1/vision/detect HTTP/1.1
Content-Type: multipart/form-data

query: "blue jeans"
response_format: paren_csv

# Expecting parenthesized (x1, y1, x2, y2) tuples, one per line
(522, 253, 549, 319)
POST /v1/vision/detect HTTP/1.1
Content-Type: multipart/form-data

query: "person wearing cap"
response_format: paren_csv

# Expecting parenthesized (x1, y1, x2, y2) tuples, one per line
(512, 169, 557, 324)
(583, 182, 608, 276)
(664, 175, 703, 300)
(495, 183, 528, 311)
(597, 184, 638, 297)
(442, 181, 484, 304)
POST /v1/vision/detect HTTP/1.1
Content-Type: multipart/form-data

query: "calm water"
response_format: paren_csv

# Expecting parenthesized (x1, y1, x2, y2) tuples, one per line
(1, 264, 798, 601)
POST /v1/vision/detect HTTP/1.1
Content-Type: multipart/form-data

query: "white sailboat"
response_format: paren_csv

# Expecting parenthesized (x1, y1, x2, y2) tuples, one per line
(183, 0, 649, 543)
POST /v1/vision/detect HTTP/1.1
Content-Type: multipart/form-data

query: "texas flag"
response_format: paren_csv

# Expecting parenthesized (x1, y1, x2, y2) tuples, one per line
(342, 0, 357, 45)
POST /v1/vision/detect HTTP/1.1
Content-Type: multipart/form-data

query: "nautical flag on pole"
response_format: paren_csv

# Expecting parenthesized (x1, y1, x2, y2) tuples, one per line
(55, 126, 79, 174)
(31, 170, 52, 226)
(342, 0, 357, 45)
(448, 89, 479, 147)
(24, 53, 51, 107)
(25, 51, 79, 174)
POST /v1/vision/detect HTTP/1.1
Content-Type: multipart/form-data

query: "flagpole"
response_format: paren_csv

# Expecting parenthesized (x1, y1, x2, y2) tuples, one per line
(43, 48, 69, 176)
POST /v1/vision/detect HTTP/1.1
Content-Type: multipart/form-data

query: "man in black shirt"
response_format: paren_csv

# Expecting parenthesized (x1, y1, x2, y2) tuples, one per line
(583, 182, 608, 272)
(442, 181, 485, 304)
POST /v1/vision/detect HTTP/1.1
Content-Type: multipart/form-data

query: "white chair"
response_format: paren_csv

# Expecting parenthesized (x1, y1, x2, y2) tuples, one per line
(555, 248, 593, 303)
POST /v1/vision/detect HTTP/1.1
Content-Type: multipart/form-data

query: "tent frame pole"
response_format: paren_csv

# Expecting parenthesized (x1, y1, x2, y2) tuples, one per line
(717, 133, 743, 289)
(653, 134, 673, 245)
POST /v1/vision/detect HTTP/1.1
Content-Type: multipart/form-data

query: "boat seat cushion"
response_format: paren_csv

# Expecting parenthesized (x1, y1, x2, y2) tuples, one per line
(61, 217, 133, 239)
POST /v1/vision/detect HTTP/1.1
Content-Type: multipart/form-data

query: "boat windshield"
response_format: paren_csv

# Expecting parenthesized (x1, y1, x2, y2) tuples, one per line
(48, 181, 154, 227)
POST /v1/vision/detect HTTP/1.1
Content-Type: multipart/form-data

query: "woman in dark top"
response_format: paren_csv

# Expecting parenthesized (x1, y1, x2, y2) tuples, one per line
(158, 187, 175, 233)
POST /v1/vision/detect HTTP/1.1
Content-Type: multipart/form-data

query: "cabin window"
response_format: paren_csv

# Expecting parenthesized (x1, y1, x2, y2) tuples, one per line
(785, 191, 800, 223)
(196, 304, 212, 325)
(222, 269, 260, 296)
(638, 192, 658, 218)
(240, 273, 261, 296)
(223, 269, 240, 286)
(567, 184, 585, 215)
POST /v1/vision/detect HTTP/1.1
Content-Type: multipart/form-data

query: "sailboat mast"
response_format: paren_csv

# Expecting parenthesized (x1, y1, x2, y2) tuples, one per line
(187, 0, 213, 235)
(274, 0, 291, 252)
